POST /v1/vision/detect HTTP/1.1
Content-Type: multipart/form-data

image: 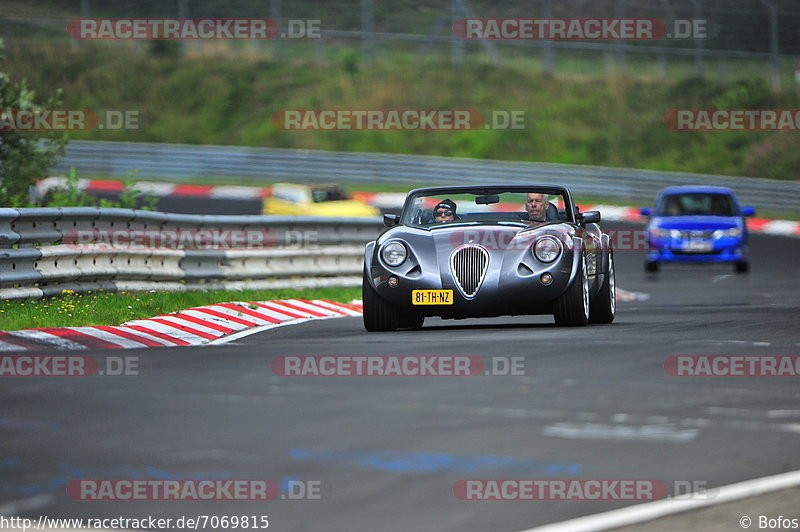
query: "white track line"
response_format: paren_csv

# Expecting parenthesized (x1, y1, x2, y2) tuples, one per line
(523, 469, 800, 532)
(207, 317, 317, 344)
(309, 299, 363, 315)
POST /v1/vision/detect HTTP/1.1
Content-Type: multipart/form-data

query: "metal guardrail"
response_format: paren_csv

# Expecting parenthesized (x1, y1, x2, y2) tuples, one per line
(0, 207, 383, 300)
(53, 141, 800, 213)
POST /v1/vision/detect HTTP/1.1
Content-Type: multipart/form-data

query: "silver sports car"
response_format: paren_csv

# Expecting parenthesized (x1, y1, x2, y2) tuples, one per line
(362, 185, 616, 331)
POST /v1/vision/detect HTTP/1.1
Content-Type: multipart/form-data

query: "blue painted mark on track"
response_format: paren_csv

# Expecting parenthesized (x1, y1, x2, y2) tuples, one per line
(290, 448, 581, 475)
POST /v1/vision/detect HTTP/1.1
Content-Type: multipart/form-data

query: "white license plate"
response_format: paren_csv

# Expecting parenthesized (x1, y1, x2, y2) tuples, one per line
(683, 240, 713, 252)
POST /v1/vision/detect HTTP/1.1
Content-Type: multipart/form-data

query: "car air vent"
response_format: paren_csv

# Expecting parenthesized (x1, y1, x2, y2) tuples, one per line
(450, 245, 489, 298)
(406, 264, 422, 278)
(517, 263, 534, 276)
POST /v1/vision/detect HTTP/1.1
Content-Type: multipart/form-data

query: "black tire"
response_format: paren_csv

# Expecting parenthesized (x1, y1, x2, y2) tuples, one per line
(589, 251, 616, 324)
(399, 312, 425, 329)
(645, 260, 659, 273)
(362, 269, 400, 332)
(735, 260, 749, 274)
(554, 254, 590, 327)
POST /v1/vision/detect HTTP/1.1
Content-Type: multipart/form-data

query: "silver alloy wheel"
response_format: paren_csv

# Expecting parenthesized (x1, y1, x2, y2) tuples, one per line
(609, 253, 616, 316)
(581, 256, 589, 322)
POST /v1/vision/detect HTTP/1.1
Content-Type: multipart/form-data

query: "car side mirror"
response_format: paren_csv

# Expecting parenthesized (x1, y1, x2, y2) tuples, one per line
(581, 211, 601, 224)
(640, 207, 651, 217)
(741, 206, 756, 217)
(383, 214, 400, 227)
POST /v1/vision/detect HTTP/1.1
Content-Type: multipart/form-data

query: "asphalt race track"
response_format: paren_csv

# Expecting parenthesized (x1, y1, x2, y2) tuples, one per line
(2, 222, 799, 531)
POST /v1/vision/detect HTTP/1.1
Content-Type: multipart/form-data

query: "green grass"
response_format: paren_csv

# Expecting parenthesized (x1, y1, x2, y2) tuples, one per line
(0, 287, 361, 331)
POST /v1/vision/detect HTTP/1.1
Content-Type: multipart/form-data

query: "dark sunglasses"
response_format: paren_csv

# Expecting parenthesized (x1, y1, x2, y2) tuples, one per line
(434, 209, 453, 217)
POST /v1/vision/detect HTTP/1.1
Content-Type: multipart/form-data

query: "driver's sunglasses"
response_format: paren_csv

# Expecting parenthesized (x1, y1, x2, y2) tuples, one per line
(434, 209, 453, 217)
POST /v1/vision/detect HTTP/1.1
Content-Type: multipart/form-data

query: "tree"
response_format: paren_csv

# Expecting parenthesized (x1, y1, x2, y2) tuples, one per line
(0, 39, 68, 206)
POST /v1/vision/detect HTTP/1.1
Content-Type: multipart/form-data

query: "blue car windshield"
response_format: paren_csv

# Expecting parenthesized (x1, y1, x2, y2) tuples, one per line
(656, 193, 736, 217)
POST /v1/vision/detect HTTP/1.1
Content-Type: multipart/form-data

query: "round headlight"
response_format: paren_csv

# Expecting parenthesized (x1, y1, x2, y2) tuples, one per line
(381, 241, 407, 267)
(533, 237, 561, 263)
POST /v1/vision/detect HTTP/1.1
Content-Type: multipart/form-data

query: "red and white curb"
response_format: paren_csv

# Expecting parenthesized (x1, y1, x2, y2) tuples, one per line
(37, 177, 272, 201)
(0, 288, 651, 351)
(0, 299, 362, 352)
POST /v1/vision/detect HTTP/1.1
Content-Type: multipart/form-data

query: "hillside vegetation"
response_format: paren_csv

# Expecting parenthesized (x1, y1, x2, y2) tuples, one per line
(5, 44, 800, 180)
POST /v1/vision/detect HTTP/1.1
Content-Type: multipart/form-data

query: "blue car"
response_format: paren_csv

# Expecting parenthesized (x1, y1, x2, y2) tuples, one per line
(641, 186, 755, 273)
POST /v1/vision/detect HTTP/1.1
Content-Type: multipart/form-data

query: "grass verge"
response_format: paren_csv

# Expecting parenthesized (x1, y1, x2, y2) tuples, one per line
(0, 287, 362, 331)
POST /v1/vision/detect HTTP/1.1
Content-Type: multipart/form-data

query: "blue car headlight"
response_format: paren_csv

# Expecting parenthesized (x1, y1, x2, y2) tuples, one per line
(651, 228, 681, 239)
(713, 228, 742, 239)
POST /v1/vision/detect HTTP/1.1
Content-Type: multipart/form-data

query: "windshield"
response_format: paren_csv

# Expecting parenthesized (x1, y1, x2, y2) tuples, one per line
(401, 190, 572, 227)
(656, 193, 737, 216)
(312, 187, 347, 202)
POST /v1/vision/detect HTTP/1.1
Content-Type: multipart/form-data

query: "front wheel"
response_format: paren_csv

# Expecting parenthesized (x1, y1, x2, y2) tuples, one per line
(589, 251, 616, 324)
(399, 312, 425, 329)
(362, 269, 400, 332)
(645, 260, 659, 273)
(554, 254, 590, 327)
(735, 260, 749, 274)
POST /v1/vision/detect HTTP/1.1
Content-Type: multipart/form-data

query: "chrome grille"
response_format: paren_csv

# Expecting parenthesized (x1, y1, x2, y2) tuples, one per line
(450, 245, 489, 298)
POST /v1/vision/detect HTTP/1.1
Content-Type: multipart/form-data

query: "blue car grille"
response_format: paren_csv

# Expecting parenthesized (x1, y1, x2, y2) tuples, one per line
(450, 245, 489, 298)
(679, 230, 715, 239)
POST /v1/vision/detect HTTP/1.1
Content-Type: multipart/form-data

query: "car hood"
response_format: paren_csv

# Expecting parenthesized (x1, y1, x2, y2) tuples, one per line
(651, 216, 741, 230)
(380, 222, 575, 253)
(314, 200, 380, 216)
(430, 224, 544, 252)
